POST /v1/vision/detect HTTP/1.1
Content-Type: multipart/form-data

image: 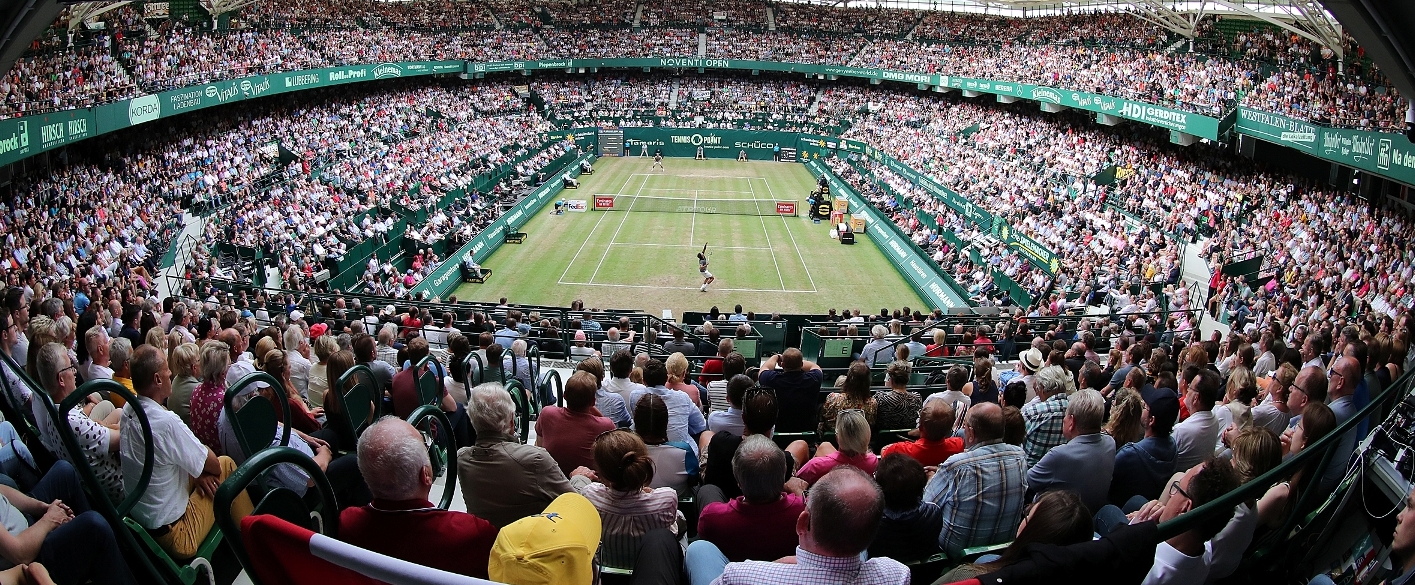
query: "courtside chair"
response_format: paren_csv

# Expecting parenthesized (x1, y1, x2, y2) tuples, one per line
(214, 446, 341, 585)
(53, 379, 222, 585)
(405, 405, 458, 510)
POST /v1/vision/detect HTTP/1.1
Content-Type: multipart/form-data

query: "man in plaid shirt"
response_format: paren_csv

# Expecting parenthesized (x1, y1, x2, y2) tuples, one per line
(922, 402, 1027, 558)
(1021, 366, 1073, 468)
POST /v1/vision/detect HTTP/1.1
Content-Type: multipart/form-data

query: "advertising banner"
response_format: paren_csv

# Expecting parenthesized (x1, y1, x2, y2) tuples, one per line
(1235, 108, 1415, 186)
(623, 128, 796, 160)
(566, 200, 588, 212)
(3, 61, 465, 166)
(944, 76, 1222, 140)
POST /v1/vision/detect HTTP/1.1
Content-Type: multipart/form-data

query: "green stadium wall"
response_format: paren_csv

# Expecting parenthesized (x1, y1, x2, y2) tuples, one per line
(804, 159, 971, 310)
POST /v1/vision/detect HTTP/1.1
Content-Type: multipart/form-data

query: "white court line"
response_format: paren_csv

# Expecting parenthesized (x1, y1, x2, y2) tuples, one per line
(629, 173, 762, 180)
(558, 169, 639, 284)
(640, 188, 756, 194)
(559, 282, 817, 294)
(689, 189, 698, 247)
(610, 242, 772, 250)
(749, 179, 787, 291)
(759, 177, 818, 293)
(585, 174, 649, 285)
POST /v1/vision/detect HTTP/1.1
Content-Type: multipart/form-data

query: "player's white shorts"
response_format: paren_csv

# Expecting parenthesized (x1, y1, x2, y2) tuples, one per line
(701, 269, 713, 280)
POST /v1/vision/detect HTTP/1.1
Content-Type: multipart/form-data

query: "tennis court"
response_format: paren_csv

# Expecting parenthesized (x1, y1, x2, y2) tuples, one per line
(453, 157, 925, 316)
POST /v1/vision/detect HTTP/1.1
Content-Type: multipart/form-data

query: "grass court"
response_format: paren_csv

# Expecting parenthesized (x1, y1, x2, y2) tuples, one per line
(454, 157, 925, 316)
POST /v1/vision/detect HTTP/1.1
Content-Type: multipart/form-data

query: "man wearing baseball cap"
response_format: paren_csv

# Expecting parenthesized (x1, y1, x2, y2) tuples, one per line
(1107, 386, 1179, 507)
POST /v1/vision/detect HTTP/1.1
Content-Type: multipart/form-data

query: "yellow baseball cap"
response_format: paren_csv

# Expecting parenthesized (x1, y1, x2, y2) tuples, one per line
(489, 493, 602, 585)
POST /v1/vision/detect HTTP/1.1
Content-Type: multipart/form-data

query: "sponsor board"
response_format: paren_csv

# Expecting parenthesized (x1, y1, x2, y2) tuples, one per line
(566, 200, 588, 212)
(1235, 107, 1415, 185)
(128, 95, 161, 125)
(775, 201, 796, 215)
(595, 196, 616, 210)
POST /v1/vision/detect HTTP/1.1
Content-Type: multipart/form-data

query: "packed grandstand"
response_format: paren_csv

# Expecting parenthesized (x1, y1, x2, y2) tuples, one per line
(0, 0, 1413, 584)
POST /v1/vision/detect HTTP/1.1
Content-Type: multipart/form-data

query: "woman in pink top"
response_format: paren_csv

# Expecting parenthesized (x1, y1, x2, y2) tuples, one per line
(664, 353, 701, 407)
(792, 409, 877, 485)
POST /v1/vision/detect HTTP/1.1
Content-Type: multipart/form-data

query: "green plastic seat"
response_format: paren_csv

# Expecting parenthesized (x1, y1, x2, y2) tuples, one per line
(224, 372, 293, 459)
(214, 447, 341, 585)
(406, 405, 458, 510)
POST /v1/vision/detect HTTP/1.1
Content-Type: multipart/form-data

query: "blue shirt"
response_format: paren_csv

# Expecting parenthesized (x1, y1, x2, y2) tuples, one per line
(596, 389, 631, 427)
(923, 440, 1026, 557)
(493, 327, 520, 349)
(629, 385, 706, 455)
(1109, 436, 1177, 506)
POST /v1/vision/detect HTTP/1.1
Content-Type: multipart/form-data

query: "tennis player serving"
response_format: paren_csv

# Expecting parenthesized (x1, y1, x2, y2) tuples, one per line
(699, 244, 715, 292)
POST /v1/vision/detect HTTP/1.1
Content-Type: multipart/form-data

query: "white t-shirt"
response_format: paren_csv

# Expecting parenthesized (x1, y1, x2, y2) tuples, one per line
(1142, 540, 1211, 585)
(122, 395, 210, 529)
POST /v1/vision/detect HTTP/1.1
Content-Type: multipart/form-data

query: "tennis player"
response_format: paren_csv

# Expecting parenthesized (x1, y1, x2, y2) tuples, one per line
(699, 245, 715, 292)
(653, 151, 665, 171)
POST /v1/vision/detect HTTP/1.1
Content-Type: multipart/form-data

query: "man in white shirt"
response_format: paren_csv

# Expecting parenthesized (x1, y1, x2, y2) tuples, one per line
(284, 327, 313, 401)
(77, 324, 113, 385)
(120, 345, 253, 559)
(1137, 458, 1240, 585)
(1172, 367, 1223, 472)
(602, 349, 646, 413)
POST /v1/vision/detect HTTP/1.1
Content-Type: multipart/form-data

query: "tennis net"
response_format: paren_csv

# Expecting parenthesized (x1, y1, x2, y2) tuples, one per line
(592, 194, 797, 216)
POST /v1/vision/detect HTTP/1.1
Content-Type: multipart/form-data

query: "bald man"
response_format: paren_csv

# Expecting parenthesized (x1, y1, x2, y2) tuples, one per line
(686, 466, 909, 585)
(1320, 357, 1362, 492)
(341, 417, 497, 578)
(759, 348, 823, 434)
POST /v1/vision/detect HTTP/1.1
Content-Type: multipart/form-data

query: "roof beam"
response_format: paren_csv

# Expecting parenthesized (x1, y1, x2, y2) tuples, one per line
(1210, 0, 1343, 59)
(65, 2, 133, 34)
(1127, 0, 1205, 38)
(199, 0, 261, 18)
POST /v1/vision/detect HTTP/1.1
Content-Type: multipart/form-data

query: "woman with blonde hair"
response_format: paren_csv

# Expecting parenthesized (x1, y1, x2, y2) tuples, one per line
(143, 326, 167, 356)
(1214, 366, 1259, 451)
(792, 409, 876, 484)
(188, 341, 230, 452)
(166, 343, 202, 425)
(576, 429, 678, 567)
(307, 335, 338, 408)
(1103, 387, 1145, 447)
(664, 352, 701, 407)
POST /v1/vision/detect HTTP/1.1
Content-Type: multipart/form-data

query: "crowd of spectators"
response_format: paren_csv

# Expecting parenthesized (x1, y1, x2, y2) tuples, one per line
(543, 0, 637, 27)
(706, 31, 859, 65)
(774, 2, 918, 36)
(639, 0, 764, 27)
(3, 5, 1409, 130)
(534, 74, 828, 131)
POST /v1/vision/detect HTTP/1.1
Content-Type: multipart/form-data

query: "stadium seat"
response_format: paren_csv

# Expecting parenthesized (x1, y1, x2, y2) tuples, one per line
(224, 372, 294, 459)
(326, 365, 380, 454)
(503, 380, 531, 443)
(215, 446, 342, 585)
(405, 405, 458, 510)
(238, 513, 500, 585)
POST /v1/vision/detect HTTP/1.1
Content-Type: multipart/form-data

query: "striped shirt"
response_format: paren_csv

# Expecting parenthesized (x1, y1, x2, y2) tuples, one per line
(578, 483, 679, 567)
(713, 546, 909, 585)
(922, 440, 1027, 557)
